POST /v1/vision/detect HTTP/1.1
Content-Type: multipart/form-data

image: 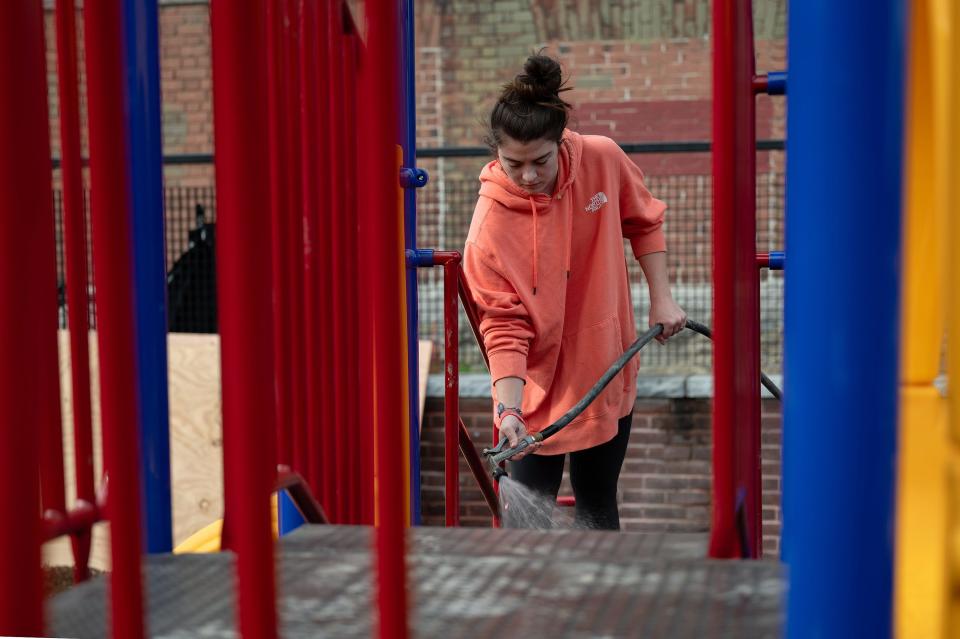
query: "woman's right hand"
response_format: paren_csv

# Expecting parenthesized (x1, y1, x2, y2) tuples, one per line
(498, 414, 539, 460)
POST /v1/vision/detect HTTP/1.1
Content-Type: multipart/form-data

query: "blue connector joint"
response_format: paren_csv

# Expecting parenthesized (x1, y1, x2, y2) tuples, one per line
(769, 251, 785, 270)
(767, 71, 787, 95)
(399, 167, 429, 189)
(406, 248, 435, 268)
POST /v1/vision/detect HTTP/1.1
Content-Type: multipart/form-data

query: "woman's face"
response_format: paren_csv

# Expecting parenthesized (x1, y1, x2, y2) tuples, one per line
(496, 135, 560, 196)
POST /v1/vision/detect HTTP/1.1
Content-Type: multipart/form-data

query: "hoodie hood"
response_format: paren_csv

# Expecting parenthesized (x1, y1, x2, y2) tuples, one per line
(478, 128, 583, 208)
(477, 130, 584, 294)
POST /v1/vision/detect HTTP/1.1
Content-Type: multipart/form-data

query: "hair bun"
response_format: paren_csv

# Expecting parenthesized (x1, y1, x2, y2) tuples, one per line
(520, 55, 563, 95)
(504, 53, 567, 104)
(487, 51, 572, 145)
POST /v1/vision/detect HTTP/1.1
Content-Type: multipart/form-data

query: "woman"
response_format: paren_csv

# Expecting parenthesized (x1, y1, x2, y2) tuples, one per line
(463, 53, 686, 530)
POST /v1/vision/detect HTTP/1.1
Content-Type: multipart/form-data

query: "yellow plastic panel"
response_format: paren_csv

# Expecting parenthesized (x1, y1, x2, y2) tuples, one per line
(946, 460, 960, 634)
(944, 0, 960, 634)
(947, 0, 960, 446)
(901, 0, 949, 385)
(895, 386, 948, 639)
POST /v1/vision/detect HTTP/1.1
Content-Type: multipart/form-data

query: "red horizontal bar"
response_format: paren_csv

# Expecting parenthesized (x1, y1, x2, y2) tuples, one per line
(432, 250, 460, 265)
(276, 467, 329, 524)
(752, 74, 768, 94)
(42, 500, 100, 542)
(756, 253, 770, 267)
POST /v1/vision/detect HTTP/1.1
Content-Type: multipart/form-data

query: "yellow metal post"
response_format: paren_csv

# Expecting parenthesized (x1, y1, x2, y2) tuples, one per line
(895, 0, 953, 636)
(944, 0, 960, 632)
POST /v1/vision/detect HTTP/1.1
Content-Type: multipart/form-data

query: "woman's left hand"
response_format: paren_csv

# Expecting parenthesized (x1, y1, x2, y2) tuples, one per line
(649, 295, 687, 344)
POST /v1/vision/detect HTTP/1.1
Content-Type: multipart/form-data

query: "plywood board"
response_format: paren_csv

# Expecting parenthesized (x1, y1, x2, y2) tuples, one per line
(45, 332, 224, 569)
(418, 340, 433, 432)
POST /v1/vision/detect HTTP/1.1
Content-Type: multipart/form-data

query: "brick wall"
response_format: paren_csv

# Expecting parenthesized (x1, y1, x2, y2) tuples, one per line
(42, 2, 787, 181)
(421, 395, 783, 556)
(44, 2, 214, 187)
(415, 0, 787, 214)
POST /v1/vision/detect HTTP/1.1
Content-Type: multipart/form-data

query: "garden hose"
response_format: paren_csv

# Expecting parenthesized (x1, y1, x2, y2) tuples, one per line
(482, 319, 782, 480)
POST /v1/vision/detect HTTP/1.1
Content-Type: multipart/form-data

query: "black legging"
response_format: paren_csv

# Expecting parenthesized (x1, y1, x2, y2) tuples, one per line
(504, 413, 632, 530)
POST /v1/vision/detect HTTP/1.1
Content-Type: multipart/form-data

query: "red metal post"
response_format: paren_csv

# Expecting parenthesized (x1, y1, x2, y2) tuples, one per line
(347, 30, 369, 526)
(267, 0, 294, 468)
(323, 0, 346, 521)
(457, 266, 503, 527)
(55, 0, 96, 583)
(299, 0, 328, 517)
(711, 0, 762, 559)
(320, 2, 344, 524)
(340, 12, 371, 525)
(210, 1, 279, 637)
(434, 252, 461, 526)
(314, 3, 346, 523)
(358, 0, 410, 633)
(283, 0, 310, 489)
(0, 3, 54, 633)
(84, 0, 147, 635)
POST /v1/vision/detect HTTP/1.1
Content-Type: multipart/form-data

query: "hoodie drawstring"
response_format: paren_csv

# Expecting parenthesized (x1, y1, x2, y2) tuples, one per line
(565, 198, 572, 280)
(529, 194, 575, 294)
(529, 196, 539, 294)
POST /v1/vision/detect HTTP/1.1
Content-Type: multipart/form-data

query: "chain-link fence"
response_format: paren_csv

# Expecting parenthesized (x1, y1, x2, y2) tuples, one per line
(53, 185, 217, 331)
(51, 148, 785, 376)
(416, 154, 785, 375)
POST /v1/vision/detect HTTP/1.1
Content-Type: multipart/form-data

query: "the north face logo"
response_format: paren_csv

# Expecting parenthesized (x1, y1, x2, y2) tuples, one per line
(585, 192, 608, 213)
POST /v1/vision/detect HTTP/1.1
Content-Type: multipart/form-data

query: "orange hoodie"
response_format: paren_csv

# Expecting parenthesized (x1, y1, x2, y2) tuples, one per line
(463, 130, 667, 455)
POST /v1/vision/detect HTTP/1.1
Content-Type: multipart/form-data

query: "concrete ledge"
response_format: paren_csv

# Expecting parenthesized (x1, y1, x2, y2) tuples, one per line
(428, 373, 785, 400)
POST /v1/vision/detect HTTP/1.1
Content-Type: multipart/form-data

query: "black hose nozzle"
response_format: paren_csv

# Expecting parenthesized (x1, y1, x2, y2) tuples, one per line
(482, 433, 543, 481)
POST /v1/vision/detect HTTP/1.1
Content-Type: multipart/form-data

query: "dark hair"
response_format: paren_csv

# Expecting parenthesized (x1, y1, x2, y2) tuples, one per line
(484, 52, 573, 149)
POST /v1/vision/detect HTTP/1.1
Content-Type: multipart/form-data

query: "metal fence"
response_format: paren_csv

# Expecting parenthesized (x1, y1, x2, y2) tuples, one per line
(53, 186, 217, 331)
(51, 150, 785, 376)
(416, 158, 785, 375)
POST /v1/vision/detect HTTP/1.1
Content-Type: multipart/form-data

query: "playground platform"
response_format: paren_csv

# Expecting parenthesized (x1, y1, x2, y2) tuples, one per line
(49, 526, 784, 638)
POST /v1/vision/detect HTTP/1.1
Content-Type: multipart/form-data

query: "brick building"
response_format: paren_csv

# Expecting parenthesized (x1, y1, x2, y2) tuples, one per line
(40, 0, 786, 552)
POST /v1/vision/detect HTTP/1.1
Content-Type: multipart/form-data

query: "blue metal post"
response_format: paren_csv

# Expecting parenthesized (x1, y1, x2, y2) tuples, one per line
(784, 1, 906, 637)
(399, 0, 422, 524)
(123, 0, 172, 553)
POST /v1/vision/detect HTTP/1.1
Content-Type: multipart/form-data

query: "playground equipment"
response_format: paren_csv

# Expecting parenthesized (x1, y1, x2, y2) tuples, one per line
(2, 0, 959, 637)
(894, 0, 960, 635)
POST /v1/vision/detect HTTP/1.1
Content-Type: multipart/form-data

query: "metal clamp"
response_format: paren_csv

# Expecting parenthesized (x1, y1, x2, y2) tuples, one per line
(399, 167, 429, 189)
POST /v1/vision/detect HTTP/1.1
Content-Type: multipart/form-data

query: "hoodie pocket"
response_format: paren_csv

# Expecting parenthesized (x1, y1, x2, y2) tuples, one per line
(555, 316, 624, 424)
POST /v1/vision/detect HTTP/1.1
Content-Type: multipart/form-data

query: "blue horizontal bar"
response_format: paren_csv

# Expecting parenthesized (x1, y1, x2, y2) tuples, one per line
(406, 248, 435, 268)
(767, 71, 787, 95)
(768, 251, 785, 270)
